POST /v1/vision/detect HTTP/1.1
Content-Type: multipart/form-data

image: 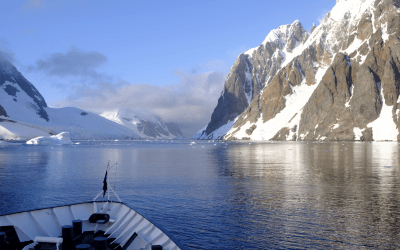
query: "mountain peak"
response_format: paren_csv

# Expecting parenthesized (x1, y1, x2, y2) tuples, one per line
(260, 20, 307, 47)
(311, 23, 317, 33)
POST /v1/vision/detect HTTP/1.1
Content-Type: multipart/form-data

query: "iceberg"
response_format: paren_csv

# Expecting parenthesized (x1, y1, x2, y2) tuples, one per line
(26, 132, 72, 145)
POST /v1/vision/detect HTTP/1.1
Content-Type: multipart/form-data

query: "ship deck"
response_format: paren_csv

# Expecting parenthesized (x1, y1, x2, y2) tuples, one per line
(0, 202, 180, 250)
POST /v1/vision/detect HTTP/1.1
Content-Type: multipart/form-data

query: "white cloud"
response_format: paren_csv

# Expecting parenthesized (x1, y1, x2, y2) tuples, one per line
(0, 38, 16, 64)
(53, 70, 228, 137)
(318, 10, 330, 24)
(28, 46, 108, 79)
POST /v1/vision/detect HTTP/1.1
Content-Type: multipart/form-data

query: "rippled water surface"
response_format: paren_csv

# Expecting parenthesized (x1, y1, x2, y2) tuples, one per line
(1, 140, 400, 249)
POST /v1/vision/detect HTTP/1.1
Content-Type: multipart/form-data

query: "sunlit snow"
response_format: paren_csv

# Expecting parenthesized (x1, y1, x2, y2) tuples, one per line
(26, 132, 72, 145)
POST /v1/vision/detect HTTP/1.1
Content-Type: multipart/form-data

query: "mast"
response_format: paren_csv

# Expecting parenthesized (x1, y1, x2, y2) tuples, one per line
(93, 162, 122, 203)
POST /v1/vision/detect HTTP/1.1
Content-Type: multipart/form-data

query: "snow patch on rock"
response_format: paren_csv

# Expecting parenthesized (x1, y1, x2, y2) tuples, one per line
(353, 127, 364, 140)
(367, 96, 398, 141)
(208, 119, 237, 140)
(253, 81, 318, 140)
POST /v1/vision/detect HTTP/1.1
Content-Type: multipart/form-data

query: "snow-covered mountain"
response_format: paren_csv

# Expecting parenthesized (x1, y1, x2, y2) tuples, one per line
(0, 56, 186, 140)
(101, 110, 185, 139)
(0, 56, 141, 140)
(195, 0, 400, 141)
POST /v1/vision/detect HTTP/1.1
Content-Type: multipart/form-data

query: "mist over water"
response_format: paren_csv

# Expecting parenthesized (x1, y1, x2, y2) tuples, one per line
(0, 140, 399, 249)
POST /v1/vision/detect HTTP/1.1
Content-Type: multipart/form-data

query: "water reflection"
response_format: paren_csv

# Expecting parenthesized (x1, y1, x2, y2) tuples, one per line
(209, 141, 400, 248)
(0, 147, 50, 212)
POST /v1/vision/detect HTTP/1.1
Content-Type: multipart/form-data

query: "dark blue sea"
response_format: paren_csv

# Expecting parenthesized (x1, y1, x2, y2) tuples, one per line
(1, 140, 400, 249)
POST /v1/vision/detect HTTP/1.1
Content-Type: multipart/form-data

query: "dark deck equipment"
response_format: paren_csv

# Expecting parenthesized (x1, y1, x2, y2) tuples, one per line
(0, 232, 5, 248)
(72, 220, 83, 237)
(61, 225, 73, 250)
(89, 213, 110, 224)
(0, 225, 32, 250)
(94, 236, 107, 250)
(121, 232, 138, 250)
(75, 243, 91, 249)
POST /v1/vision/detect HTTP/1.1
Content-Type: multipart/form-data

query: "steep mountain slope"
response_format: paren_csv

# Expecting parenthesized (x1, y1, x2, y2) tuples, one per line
(195, 0, 400, 141)
(101, 110, 185, 139)
(0, 54, 49, 124)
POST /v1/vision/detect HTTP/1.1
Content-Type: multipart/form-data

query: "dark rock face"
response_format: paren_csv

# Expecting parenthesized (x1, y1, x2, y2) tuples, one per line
(271, 127, 290, 140)
(361, 127, 373, 141)
(137, 120, 168, 138)
(298, 53, 353, 140)
(4, 85, 19, 97)
(164, 122, 183, 137)
(357, 12, 373, 41)
(137, 120, 183, 138)
(350, 65, 382, 126)
(204, 54, 256, 137)
(260, 71, 292, 122)
(297, 46, 318, 86)
(0, 56, 49, 121)
(245, 124, 257, 135)
(0, 118, 15, 123)
(0, 105, 8, 117)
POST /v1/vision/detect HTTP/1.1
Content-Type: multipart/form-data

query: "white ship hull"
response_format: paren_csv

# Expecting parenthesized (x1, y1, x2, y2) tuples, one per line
(0, 201, 183, 250)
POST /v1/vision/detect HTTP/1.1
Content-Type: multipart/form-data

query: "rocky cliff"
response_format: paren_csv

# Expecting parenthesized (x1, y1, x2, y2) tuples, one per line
(195, 0, 400, 141)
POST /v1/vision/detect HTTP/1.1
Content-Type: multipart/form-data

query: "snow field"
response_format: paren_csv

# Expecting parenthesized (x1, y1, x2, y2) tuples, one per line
(367, 93, 398, 141)
(0, 121, 50, 140)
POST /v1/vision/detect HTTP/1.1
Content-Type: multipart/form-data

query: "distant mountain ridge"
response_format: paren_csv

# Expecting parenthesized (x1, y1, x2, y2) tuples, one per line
(195, 0, 400, 141)
(101, 110, 185, 139)
(0, 56, 184, 140)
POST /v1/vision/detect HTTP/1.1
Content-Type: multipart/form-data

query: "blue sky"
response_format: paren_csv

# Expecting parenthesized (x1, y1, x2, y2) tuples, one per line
(1, 0, 336, 136)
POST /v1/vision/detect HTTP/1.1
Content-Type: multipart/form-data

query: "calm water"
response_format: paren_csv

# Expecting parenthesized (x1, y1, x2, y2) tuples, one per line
(0, 140, 400, 249)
